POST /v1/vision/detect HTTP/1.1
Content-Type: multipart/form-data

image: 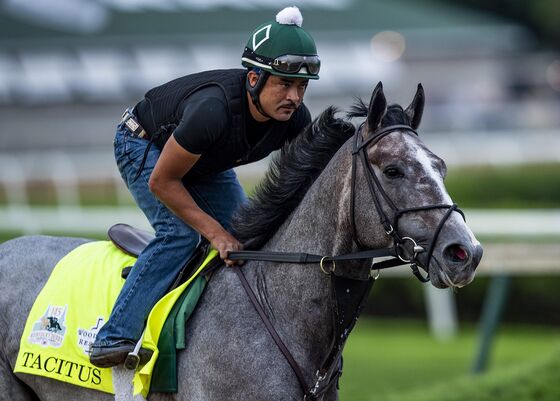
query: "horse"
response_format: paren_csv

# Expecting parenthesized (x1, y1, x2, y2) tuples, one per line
(0, 82, 482, 401)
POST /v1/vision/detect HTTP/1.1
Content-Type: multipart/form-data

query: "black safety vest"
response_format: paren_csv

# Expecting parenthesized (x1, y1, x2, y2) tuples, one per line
(134, 69, 310, 182)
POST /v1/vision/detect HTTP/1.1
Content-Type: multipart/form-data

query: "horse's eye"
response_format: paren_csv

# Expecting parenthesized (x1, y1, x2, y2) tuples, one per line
(383, 166, 404, 179)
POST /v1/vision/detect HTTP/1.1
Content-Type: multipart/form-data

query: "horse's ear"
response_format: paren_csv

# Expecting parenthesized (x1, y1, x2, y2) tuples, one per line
(405, 83, 425, 130)
(367, 82, 387, 131)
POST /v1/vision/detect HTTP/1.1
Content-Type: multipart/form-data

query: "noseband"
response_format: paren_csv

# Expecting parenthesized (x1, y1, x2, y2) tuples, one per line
(350, 123, 465, 282)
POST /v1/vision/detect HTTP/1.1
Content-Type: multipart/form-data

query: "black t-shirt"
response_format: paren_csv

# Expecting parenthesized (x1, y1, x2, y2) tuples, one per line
(173, 86, 275, 154)
(133, 69, 311, 182)
(179, 95, 310, 182)
(245, 111, 273, 147)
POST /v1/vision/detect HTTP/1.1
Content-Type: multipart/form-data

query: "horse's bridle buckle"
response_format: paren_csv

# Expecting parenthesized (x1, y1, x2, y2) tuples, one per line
(303, 370, 327, 400)
(385, 225, 395, 236)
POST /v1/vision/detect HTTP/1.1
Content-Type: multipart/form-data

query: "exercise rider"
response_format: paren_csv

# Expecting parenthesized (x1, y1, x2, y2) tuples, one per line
(90, 6, 321, 368)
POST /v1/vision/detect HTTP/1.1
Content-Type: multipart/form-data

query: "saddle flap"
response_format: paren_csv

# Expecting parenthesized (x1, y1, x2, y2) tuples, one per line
(108, 223, 155, 257)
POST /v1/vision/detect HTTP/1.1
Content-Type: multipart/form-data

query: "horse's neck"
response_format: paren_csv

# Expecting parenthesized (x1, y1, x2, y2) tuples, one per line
(269, 143, 355, 256)
(242, 147, 355, 368)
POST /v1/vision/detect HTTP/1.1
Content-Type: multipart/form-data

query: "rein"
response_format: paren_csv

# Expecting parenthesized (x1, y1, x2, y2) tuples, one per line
(231, 264, 373, 401)
(229, 247, 403, 276)
(227, 123, 465, 400)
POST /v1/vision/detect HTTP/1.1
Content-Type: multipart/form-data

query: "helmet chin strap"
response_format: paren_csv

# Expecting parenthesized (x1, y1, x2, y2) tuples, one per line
(246, 70, 272, 120)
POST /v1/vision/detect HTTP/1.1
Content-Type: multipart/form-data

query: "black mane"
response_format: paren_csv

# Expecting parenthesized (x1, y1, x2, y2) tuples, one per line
(347, 99, 411, 126)
(231, 107, 355, 249)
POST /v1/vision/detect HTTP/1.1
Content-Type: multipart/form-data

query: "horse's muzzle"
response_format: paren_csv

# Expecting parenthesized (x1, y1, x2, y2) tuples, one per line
(430, 242, 483, 288)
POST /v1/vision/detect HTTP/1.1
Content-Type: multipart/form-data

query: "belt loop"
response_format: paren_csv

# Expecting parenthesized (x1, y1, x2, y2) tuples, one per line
(121, 107, 133, 120)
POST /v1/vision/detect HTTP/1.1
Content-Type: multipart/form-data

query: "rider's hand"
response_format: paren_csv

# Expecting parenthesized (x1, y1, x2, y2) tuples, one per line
(210, 231, 244, 267)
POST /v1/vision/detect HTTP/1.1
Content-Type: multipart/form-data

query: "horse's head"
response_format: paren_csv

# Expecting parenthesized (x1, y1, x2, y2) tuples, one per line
(351, 82, 482, 288)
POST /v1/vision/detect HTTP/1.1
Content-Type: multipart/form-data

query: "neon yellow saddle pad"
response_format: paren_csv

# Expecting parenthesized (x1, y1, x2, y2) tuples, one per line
(14, 240, 216, 397)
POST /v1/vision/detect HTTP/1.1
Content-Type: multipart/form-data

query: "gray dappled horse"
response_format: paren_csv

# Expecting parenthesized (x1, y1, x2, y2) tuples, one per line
(0, 83, 482, 401)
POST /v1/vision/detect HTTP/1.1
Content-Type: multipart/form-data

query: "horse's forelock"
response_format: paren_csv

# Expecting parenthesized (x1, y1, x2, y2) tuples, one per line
(347, 100, 410, 128)
(382, 104, 410, 126)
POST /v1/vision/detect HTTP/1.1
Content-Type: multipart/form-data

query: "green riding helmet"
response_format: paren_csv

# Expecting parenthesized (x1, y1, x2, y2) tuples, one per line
(241, 6, 320, 80)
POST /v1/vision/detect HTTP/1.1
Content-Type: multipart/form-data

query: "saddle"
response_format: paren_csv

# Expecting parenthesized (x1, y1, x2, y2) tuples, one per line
(108, 223, 154, 258)
(107, 223, 221, 288)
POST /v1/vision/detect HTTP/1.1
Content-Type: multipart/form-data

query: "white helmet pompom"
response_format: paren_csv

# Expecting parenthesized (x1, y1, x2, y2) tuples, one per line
(276, 6, 303, 27)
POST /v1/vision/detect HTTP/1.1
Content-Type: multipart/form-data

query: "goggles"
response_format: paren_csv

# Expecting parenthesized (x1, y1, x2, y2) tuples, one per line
(272, 54, 321, 76)
(243, 48, 320, 76)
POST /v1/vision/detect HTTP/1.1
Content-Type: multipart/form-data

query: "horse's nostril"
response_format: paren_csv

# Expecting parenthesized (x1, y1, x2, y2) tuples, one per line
(445, 244, 469, 263)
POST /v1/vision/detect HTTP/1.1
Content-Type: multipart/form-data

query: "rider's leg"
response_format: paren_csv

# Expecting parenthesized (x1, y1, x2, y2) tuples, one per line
(187, 168, 247, 233)
(91, 125, 245, 367)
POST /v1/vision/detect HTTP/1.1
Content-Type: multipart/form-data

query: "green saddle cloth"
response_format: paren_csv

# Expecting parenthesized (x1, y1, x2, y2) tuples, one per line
(151, 274, 207, 392)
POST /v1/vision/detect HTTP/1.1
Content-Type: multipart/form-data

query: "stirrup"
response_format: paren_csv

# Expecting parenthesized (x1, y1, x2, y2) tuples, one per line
(124, 353, 141, 370)
(124, 332, 145, 371)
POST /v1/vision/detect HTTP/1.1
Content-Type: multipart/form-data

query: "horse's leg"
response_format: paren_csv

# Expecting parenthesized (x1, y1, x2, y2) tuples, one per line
(0, 356, 38, 401)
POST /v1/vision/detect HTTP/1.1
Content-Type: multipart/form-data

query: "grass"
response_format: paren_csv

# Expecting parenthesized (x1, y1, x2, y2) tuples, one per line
(340, 318, 560, 401)
(385, 349, 560, 401)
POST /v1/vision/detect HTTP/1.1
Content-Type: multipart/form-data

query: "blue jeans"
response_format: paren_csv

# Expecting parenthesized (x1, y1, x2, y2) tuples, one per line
(94, 123, 246, 346)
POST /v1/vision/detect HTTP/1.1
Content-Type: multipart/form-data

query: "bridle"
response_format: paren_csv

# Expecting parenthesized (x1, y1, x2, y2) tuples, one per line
(350, 123, 465, 282)
(226, 122, 466, 400)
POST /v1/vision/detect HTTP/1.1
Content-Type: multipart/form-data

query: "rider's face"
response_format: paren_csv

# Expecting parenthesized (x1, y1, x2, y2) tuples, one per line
(248, 72, 308, 122)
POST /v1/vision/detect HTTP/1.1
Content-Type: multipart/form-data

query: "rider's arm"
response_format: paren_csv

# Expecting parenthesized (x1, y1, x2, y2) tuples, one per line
(148, 138, 241, 264)
(148, 92, 242, 265)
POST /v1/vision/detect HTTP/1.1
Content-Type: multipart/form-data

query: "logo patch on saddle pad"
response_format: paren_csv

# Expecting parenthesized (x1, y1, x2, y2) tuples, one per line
(28, 305, 68, 348)
(77, 317, 105, 355)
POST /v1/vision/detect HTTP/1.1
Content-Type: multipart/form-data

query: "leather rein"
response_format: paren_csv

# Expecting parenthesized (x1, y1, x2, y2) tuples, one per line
(227, 123, 465, 400)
